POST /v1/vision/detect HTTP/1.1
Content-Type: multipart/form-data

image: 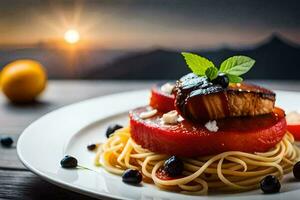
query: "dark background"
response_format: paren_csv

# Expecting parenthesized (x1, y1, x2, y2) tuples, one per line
(1, 0, 300, 80)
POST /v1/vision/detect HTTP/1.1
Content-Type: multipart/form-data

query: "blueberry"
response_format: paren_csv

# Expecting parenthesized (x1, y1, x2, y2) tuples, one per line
(260, 175, 281, 194)
(122, 169, 142, 184)
(293, 161, 300, 179)
(163, 156, 184, 177)
(60, 155, 78, 168)
(87, 144, 96, 151)
(212, 73, 229, 88)
(0, 137, 13, 147)
(106, 124, 123, 138)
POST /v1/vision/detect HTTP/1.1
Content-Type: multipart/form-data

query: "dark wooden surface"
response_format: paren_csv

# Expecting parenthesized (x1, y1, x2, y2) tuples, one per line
(1, 80, 300, 200)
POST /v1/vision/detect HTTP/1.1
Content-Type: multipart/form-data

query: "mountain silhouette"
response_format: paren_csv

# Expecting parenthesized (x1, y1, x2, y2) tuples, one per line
(86, 35, 300, 80)
(1, 34, 299, 80)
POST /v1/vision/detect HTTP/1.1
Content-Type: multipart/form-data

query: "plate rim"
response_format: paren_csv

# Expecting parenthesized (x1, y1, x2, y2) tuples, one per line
(17, 89, 150, 200)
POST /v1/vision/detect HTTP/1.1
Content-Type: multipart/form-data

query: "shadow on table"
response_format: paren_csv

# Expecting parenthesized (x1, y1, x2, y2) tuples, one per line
(23, 177, 98, 200)
(8, 100, 51, 107)
(2, 100, 53, 112)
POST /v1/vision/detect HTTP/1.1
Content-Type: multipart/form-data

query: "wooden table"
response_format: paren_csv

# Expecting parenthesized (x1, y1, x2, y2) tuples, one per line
(1, 80, 300, 199)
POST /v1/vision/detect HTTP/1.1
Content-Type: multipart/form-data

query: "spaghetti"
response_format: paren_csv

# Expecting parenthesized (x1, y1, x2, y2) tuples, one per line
(94, 127, 300, 194)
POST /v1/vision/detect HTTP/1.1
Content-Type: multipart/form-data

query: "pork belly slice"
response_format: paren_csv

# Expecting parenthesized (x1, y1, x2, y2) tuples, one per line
(174, 73, 275, 121)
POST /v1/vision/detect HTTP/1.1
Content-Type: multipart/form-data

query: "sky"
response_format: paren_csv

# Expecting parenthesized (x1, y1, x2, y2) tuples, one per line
(1, 0, 300, 49)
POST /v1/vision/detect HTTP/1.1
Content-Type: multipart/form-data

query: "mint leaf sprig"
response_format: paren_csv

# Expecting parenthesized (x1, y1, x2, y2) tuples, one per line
(181, 52, 255, 83)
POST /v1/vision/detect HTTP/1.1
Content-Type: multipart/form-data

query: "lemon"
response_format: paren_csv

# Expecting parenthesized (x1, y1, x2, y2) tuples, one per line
(0, 59, 47, 103)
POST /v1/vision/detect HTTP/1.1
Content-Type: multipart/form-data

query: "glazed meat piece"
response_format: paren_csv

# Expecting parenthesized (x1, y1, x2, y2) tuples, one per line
(174, 73, 276, 121)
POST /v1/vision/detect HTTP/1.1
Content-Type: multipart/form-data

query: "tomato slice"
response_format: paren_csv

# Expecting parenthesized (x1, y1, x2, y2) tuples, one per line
(287, 124, 300, 140)
(130, 107, 287, 157)
(149, 86, 175, 112)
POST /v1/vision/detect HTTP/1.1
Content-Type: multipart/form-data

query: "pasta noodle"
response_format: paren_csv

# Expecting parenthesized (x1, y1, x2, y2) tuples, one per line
(94, 127, 300, 194)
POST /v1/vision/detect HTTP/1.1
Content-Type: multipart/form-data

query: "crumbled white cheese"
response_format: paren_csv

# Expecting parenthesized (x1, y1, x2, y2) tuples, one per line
(161, 83, 175, 94)
(205, 120, 219, 132)
(162, 110, 179, 124)
(177, 115, 184, 123)
(139, 109, 158, 119)
(286, 111, 300, 125)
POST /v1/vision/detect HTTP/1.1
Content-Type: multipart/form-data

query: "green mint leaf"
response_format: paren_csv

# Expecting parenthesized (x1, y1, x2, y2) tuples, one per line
(227, 74, 243, 83)
(205, 67, 219, 80)
(181, 52, 215, 76)
(220, 56, 255, 76)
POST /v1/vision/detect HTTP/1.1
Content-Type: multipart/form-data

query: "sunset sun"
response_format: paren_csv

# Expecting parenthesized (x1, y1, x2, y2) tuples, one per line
(64, 29, 80, 44)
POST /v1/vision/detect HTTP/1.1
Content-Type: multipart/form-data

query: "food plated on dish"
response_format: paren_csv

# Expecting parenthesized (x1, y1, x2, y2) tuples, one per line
(62, 53, 300, 195)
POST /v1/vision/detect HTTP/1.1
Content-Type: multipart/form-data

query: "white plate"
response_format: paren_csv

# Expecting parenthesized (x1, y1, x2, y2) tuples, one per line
(17, 89, 300, 200)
